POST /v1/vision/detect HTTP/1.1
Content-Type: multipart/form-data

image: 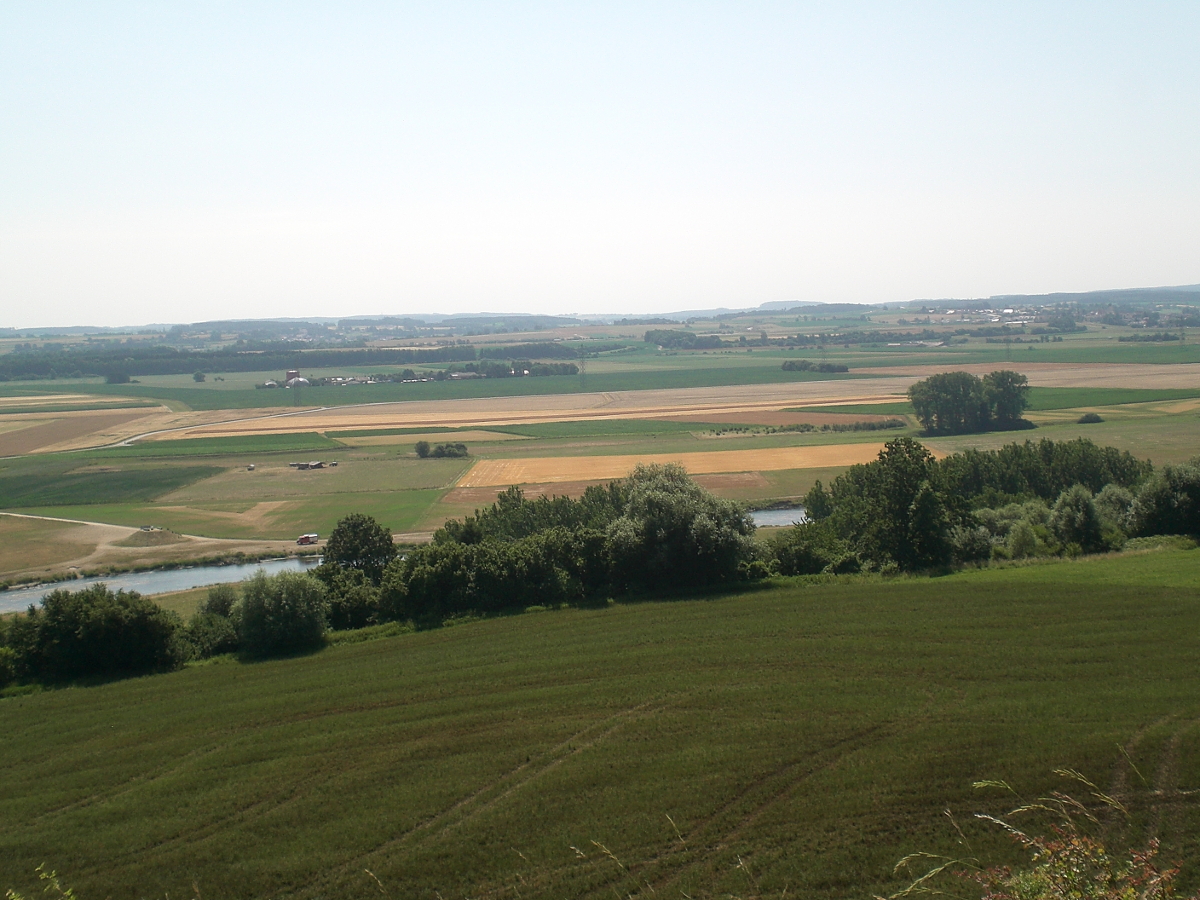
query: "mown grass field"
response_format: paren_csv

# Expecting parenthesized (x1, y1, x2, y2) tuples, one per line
(0, 461, 221, 508)
(3, 548, 1200, 899)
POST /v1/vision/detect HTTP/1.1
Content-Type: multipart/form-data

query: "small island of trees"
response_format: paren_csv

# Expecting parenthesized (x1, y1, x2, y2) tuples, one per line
(907, 368, 1032, 434)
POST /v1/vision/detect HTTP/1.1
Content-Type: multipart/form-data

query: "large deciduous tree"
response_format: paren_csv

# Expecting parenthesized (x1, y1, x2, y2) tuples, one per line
(908, 371, 990, 434)
(236, 571, 329, 657)
(324, 513, 397, 584)
(982, 369, 1030, 425)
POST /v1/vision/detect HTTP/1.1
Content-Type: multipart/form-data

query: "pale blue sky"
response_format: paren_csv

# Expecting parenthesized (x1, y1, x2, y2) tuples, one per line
(2, 2, 1198, 327)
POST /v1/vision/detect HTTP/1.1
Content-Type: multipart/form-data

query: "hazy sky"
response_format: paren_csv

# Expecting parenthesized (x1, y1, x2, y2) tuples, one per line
(2, 2, 1198, 328)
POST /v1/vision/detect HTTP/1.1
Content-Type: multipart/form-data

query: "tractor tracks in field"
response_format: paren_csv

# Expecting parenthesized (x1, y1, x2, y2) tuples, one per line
(289, 696, 680, 898)
(1111, 716, 1200, 846)
(532, 721, 899, 900)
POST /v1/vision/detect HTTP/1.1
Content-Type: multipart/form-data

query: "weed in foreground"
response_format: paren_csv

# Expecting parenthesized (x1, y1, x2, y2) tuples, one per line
(884, 769, 1200, 900)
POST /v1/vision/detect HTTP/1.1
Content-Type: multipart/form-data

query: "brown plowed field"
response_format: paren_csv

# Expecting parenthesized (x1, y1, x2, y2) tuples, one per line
(0, 409, 162, 456)
(457, 443, 888, 487)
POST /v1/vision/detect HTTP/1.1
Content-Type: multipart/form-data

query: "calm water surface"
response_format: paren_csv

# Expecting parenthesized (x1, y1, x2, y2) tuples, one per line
(750, 507, 808, 527)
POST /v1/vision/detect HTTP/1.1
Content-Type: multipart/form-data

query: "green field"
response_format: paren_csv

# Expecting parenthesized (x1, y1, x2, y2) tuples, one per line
(1026, 386, 1200, 409)
(0, 366, 872, 411)
(796, 386, 1200, 418)
(0, 462, 221, 508)
(4, 548, 1200, 898)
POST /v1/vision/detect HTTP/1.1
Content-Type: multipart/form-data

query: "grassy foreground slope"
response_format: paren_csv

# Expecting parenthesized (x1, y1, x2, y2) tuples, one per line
(4, 548, 1200, 899)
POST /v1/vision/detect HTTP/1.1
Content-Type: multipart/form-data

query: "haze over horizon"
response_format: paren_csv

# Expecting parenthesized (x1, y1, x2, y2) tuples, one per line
(2, 3, 1198, 329)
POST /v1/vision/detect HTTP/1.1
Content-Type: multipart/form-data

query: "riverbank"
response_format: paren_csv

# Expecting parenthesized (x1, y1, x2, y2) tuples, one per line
(0, 511, 313, 589)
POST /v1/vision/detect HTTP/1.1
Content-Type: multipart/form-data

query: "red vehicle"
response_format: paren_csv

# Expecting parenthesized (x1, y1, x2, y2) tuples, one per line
(296, 533, 319, 545)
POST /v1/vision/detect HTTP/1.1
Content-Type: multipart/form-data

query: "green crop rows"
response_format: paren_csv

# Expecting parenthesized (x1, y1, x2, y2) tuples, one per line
(4, 547, 1200, 899)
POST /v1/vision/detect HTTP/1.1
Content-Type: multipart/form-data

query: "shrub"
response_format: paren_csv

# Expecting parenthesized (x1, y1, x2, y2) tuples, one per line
(235, 571, 329, 657)
(769, 521, 858, 575)
(890, 772, 1200, 900)
(198, 583, 238, 618)
(1128, 461, 1200, 537)
(382, 526, 598, 623)
(1094, 483, 1134, 533)
(183, 612, 239, 658)
(1078, 411, 1104, 423)
(312, 564, 382, 630)
(6, 584, 185, 682)
(1005, 518, 1040, 558)
(1049, 485, 1105, 553)
(950, 523, 993, 563)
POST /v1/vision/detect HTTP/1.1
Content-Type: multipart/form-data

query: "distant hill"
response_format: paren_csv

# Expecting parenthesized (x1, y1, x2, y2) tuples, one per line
(916, 284, 1200, 309)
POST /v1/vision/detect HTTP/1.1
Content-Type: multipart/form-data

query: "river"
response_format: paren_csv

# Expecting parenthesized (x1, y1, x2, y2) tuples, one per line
(2, 511, 804, 612)
(749, 507, 808, 527)
(0, 557, 322, 613)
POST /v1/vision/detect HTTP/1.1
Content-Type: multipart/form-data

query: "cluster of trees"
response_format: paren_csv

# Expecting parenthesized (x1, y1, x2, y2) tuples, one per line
(0, 570, 331, 687)
(780, 360, 850, 373)
(381, 466, 761, 623)
(907, 369, 1031, 434)
(298, 467, 761, 630)
(414, 441, 469, 459)
(458, 360, 579, 378)
(477, 342, 578, 360)
(710, 419, 906, 437)
(774, 437, 1195, 575)
(1118, 332, 1183, 342)
(644, 329, 726, 350)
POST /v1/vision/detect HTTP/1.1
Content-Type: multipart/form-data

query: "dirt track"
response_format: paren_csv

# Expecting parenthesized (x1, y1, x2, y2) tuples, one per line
(0, 512, 305, 583)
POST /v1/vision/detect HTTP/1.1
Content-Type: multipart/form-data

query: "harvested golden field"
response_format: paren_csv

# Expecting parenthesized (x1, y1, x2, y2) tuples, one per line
(0, 393, 99, 409)
(457, 443, 888, 486)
